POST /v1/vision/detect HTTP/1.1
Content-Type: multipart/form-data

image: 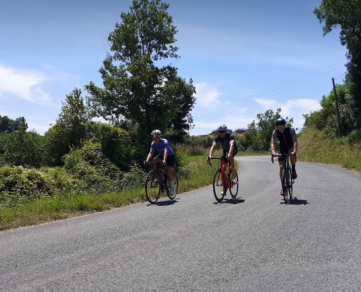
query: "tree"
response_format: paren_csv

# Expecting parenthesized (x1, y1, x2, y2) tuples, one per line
(3, 125, 44, 167)
(314, 0, 361, 128)
(0, 115, 27, 133)
(85, 0, 196, 145)
(45, 88, 91, 165)
(238, 109, 293, 151)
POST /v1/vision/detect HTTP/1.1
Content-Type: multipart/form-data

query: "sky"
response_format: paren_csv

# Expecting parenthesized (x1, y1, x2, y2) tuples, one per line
(0, 0, 348, 135)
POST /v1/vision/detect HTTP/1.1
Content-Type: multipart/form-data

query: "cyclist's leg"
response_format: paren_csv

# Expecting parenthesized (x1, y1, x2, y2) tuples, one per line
(165, 155, 175, 193)
(164, 155, 175, 180)
(288, 148, 297, 179)
(153, 155, 162, 169)
(229, 149, 237, 179)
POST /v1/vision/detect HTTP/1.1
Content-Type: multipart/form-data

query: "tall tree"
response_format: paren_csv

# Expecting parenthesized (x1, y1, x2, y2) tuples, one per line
(45, 88, 91, 165)
(85, 0, 196, 144)
(314, 0, 361, 128)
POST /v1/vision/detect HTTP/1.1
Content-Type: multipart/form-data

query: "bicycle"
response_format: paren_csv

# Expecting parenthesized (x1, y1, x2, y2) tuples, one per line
(144, 162, 179, 204)
(271, 153, 296, 204)
(207, 156, 239, 202)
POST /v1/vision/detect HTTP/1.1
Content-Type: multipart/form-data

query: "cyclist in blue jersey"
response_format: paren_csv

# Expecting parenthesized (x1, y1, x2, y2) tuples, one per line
(145, 129, 176, 195)
(207, 124, 238, 180)
(271, 118, 298, 195)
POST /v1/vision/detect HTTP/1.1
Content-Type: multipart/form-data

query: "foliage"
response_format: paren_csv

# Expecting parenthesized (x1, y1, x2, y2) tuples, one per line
(91, 123, 135, 171)
(238, 108, 293, 151)
(303, 84, 357, 137)
(297, 127, 361, 172)
(0, 166, 82, 207)
(85, 0, 196, 147)
(314, 0, 361, 128)
(3, 125, 45, 167)
(45, 88, 91, 166)
(0, 115, 27, 133)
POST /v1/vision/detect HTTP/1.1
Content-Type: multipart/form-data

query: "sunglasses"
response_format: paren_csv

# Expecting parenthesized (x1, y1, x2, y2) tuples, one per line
(218, 131, 225, 134)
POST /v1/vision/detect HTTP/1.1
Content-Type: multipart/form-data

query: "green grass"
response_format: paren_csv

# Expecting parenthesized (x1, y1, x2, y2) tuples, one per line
(297, 127, 361, 172)
(0, 154, 235, 232)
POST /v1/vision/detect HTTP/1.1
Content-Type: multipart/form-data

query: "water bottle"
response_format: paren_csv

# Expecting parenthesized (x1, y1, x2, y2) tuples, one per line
(161, 171, 165, 180)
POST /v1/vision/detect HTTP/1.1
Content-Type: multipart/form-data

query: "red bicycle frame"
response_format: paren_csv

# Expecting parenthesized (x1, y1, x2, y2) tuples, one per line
(209, 157, 236, 190)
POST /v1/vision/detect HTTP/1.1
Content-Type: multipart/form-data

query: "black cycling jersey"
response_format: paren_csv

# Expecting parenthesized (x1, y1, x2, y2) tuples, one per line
(272, 127, 296, 152)
(214, 132, 238, 152)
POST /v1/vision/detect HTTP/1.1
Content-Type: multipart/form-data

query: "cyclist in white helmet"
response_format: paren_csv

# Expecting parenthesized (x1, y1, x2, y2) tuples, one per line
(207, 124, 238, 179)
(145, 129, 176, 195)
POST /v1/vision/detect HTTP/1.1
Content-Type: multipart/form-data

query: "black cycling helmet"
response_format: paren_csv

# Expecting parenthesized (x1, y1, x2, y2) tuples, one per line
(275, 118, 286, 126)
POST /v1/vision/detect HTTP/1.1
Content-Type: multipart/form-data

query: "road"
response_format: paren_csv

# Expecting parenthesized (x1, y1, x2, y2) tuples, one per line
(0, 156, 360, 291)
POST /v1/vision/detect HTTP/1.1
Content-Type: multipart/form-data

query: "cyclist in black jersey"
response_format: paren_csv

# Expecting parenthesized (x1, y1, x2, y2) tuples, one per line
(271, 118, 298, 195)
(207, 124, 238, 180)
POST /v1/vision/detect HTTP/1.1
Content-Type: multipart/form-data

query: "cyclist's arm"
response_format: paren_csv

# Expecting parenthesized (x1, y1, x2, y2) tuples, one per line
(292, 136, 298, 153)
(271, 141, 277, 156)
(146, 151, 153, 163)
(229, 140, 235, 154)
(209, 142, 217, 157)
(291, 128, 298, 154)
(271, 130, 277, 156)
(163, 149, 168, 165)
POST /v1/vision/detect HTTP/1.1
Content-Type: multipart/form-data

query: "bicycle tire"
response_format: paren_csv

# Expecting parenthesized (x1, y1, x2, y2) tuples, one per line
(166, 169, 178, 200)
(287, 167, 294, 200)
(229, 172, 239, 198)
(145, 170, 160, 204)
(282, 169, 290, 204)
(213, 169, 225, 202)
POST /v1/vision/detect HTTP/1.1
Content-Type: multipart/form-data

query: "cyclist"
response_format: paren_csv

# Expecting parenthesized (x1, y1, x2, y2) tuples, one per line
(207, 124, 238, 180)
(145, 129, 176, 195)
(271, 118, 298, 195)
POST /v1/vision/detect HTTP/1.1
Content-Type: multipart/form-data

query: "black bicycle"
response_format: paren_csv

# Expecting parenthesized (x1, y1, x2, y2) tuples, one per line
(144, 162, 178, 204)
(272, 153, 296, 204)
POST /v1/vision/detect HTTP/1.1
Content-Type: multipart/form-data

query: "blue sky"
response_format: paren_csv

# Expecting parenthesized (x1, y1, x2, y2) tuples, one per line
(0, 0, 347, 135)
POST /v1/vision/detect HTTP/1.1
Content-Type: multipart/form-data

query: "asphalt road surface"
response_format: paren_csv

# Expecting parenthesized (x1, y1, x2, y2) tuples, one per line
(1, 156, 360, 292)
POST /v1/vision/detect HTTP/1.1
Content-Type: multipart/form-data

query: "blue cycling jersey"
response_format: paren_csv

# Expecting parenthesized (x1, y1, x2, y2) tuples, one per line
(150, 139, 174, 156)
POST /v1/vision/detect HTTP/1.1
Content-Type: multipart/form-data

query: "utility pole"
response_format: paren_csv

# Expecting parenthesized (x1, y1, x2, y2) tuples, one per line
(332, 78, 341, 136)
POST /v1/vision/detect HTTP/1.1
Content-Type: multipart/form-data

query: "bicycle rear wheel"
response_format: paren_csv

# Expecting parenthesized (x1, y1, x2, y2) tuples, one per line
(213, 169, 225, 202)
(166, 169, 178, 200)
(229, 172, 239, 198)
(145, 170, 160, 204)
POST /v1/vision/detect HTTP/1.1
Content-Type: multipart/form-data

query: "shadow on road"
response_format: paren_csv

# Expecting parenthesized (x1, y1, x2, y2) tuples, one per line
(152, 198, 180, 206)
(280, 198, 309, 205)
(214, 198, 245, 205)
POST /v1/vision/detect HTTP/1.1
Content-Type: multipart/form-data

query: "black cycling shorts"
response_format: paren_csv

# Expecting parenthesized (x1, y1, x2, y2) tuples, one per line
(155, 154, 175, 167)
(223, 148, 238, 157)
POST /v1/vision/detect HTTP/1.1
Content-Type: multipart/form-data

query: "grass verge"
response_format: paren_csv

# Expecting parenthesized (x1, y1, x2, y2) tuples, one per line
(297, 127, 361, 173)
(0, 154, 237, 232)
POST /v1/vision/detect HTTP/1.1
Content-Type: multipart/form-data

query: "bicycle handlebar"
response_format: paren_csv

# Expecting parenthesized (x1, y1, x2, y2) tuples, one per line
(271, 153, 290, 163)
(207, 156, 225, 166)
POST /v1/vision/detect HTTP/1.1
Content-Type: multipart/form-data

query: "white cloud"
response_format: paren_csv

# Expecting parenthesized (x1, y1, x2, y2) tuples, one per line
(0, 65, 46, 101)
(255, 97, 322, 129)
(195, 82, 221, 108)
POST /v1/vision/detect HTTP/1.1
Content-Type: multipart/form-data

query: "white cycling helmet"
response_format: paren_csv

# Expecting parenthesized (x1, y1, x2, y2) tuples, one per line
(151, 129, 162, 137)
(217, 124, 227, 131)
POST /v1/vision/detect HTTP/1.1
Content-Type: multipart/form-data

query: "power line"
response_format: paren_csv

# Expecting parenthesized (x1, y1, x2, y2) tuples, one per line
(196, 63, 345, 123)
(195, 57, 346, 121)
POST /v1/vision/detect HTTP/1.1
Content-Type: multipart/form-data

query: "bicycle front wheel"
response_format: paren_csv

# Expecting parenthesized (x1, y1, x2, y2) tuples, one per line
(213, 169, 225, 202)
(145, 170, 160, 204)
(229, 172, 239, 198)
(282, 169, 290, 204)
(166, 169, 178, 200)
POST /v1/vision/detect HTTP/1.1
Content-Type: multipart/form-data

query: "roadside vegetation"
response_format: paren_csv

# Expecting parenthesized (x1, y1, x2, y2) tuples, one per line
(1, 0, 360, 230)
